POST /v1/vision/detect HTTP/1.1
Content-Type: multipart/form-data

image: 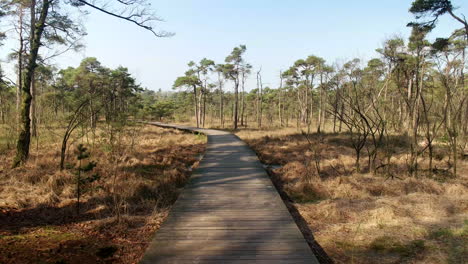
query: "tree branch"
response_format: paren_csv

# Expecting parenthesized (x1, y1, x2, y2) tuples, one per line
(75, 0, 173, 37)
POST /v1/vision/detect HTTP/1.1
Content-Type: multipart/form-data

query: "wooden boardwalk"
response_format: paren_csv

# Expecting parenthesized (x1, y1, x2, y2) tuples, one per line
(141, 123, 318, 264)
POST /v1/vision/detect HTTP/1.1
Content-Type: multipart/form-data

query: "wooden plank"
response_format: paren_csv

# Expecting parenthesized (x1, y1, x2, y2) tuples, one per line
(149, 249, 313, 256)
(142, 259, 313, 264)
(164, 213, 294, 222)
(161, 220, 294, 227)
(154, 228, 303, 237)
(147, 240, 312, 252)
(141, 254, 318, 264)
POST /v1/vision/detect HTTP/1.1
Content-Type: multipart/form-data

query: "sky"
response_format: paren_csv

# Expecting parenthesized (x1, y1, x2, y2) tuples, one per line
(1, 0, 467, 91)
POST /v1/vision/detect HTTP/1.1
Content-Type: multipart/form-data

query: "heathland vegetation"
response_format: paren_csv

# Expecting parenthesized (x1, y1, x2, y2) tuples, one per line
(0, 0, 467, 263)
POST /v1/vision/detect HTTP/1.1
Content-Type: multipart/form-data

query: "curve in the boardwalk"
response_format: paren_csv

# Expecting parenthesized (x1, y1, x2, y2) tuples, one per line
(140, 122, 319, 264)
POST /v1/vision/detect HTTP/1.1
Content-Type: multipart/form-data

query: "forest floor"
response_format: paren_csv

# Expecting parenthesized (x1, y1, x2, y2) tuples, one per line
(0, 124, 206, 264)
(235, 127, 467, 264)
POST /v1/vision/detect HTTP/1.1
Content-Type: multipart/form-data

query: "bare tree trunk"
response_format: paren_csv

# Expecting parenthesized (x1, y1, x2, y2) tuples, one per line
(307, 75, 314, 134)
(406, 78, 413, 135)
(0, 96, 4, 124)
(305, 78, 310, 133)
(218, 73, 224, 128)
(355, 148, 361, 173)
(461, 41, 467, 142)
(240, 71, 245, 126)
(233, 79, 239, 129)
(419, 62, 437, 174)
(256, 69, 262, 128)
(339, 103, 344, 132)
(453, 136, 457, 176)
(317, 73, 323, 133)
(193, 85, 199, 128)
(197, 86, 203, 127)
(30, 76, 37, 137)
(16, 7, 24, 132)
(333, 89, 339, 133)
(30, 0, 37, 138)
(12, 0, 50, 167)
(202, 86, 206, 127)
(410, 73, 422, 177)
(278, 71, 283, 127)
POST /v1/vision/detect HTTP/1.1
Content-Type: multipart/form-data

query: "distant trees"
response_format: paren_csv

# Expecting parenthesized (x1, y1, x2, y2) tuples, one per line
(407, 0, 467, 176)
(215, 64, 226, 127)
(52, 57, 142, 169)
(281, 55, 330, 133)
(0, 65, 14, 125)
(160, 14, 466, 178)
(173, 46, 249, 129)
(0, 0, 465, 180)
(432, 33, 466, 176)
(0, 0, 170, 167)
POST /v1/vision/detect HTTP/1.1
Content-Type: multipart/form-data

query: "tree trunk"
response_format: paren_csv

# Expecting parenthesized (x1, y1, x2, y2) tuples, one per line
(256, 70, 262, 128)
(202, 84, 206, 127)
(259, 73, 262, 128)
(317, 73, 323, 133)
(218, 73, 224, 128)
(16, 7, 24, 132)
(12, 0, 50, 168)
(278, 72, 283, 127)
(355, 149, 361, 173)
(0, 96, 4, 124)
(193, 85, 199, 128)
(197, 87, 203, 127)
(453, 136, 457, 176)
(240, 71, 245, 126)
(60, 134, 68, 170)
(30, 0, 37, 138)
(233, 79, 239, 129)
(30, 75, 37, 137)
(339, 104, 344, 132)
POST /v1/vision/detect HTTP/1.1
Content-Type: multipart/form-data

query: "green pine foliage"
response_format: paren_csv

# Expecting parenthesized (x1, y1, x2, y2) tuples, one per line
(74, 144, 100, 214)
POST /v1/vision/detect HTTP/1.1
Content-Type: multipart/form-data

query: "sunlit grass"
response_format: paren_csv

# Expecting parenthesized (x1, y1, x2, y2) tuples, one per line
(236, 126, 468, 264)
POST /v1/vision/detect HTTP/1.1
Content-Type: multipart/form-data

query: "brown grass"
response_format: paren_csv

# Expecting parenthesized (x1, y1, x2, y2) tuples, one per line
(236, 127, 468, 264)
(0, 124, 206, 264)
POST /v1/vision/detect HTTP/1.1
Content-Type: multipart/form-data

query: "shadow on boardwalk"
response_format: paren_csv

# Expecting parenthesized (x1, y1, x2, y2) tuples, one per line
(140, 123, 320, 264)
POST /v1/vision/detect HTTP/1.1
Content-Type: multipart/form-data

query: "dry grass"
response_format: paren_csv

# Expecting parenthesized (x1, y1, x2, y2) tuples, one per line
(0, 124, 206, 264)
(236, 127, 468, 264)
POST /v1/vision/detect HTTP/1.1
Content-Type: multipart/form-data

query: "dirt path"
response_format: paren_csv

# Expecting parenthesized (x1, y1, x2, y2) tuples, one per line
(140, 123, 318, 263)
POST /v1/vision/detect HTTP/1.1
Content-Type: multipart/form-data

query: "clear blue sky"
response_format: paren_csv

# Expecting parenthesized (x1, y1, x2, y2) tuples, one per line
(2, 0, 467, 91)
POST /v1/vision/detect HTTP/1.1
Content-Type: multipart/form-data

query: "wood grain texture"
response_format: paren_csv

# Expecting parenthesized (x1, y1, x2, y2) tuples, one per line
(140, 123, 318, 264)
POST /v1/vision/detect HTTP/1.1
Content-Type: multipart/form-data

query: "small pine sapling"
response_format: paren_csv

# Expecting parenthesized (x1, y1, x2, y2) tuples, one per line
(74, 144, 100, 214)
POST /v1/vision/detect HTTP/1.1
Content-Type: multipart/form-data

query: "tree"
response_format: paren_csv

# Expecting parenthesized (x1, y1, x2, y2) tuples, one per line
(432, 33, 467, 176)
(194, 58, 215, 127)
(9, 0, 171, 167)
(410, 1, 467, 175)
(224, 45, 247, 129)
(215, 64, 226, 127)
(240, 63, 252, 126)
(256, 68, 263, 127)
(317, 64, 334, 133)
(74, 144, 99, 214)
(12, 0, 51, 168)
(283, 55, 326, 132)
(409, 0, 468, 40)
(174, 70, 201, 127)
(151, 100, 176, 121)
(0, 64, 14, 124)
